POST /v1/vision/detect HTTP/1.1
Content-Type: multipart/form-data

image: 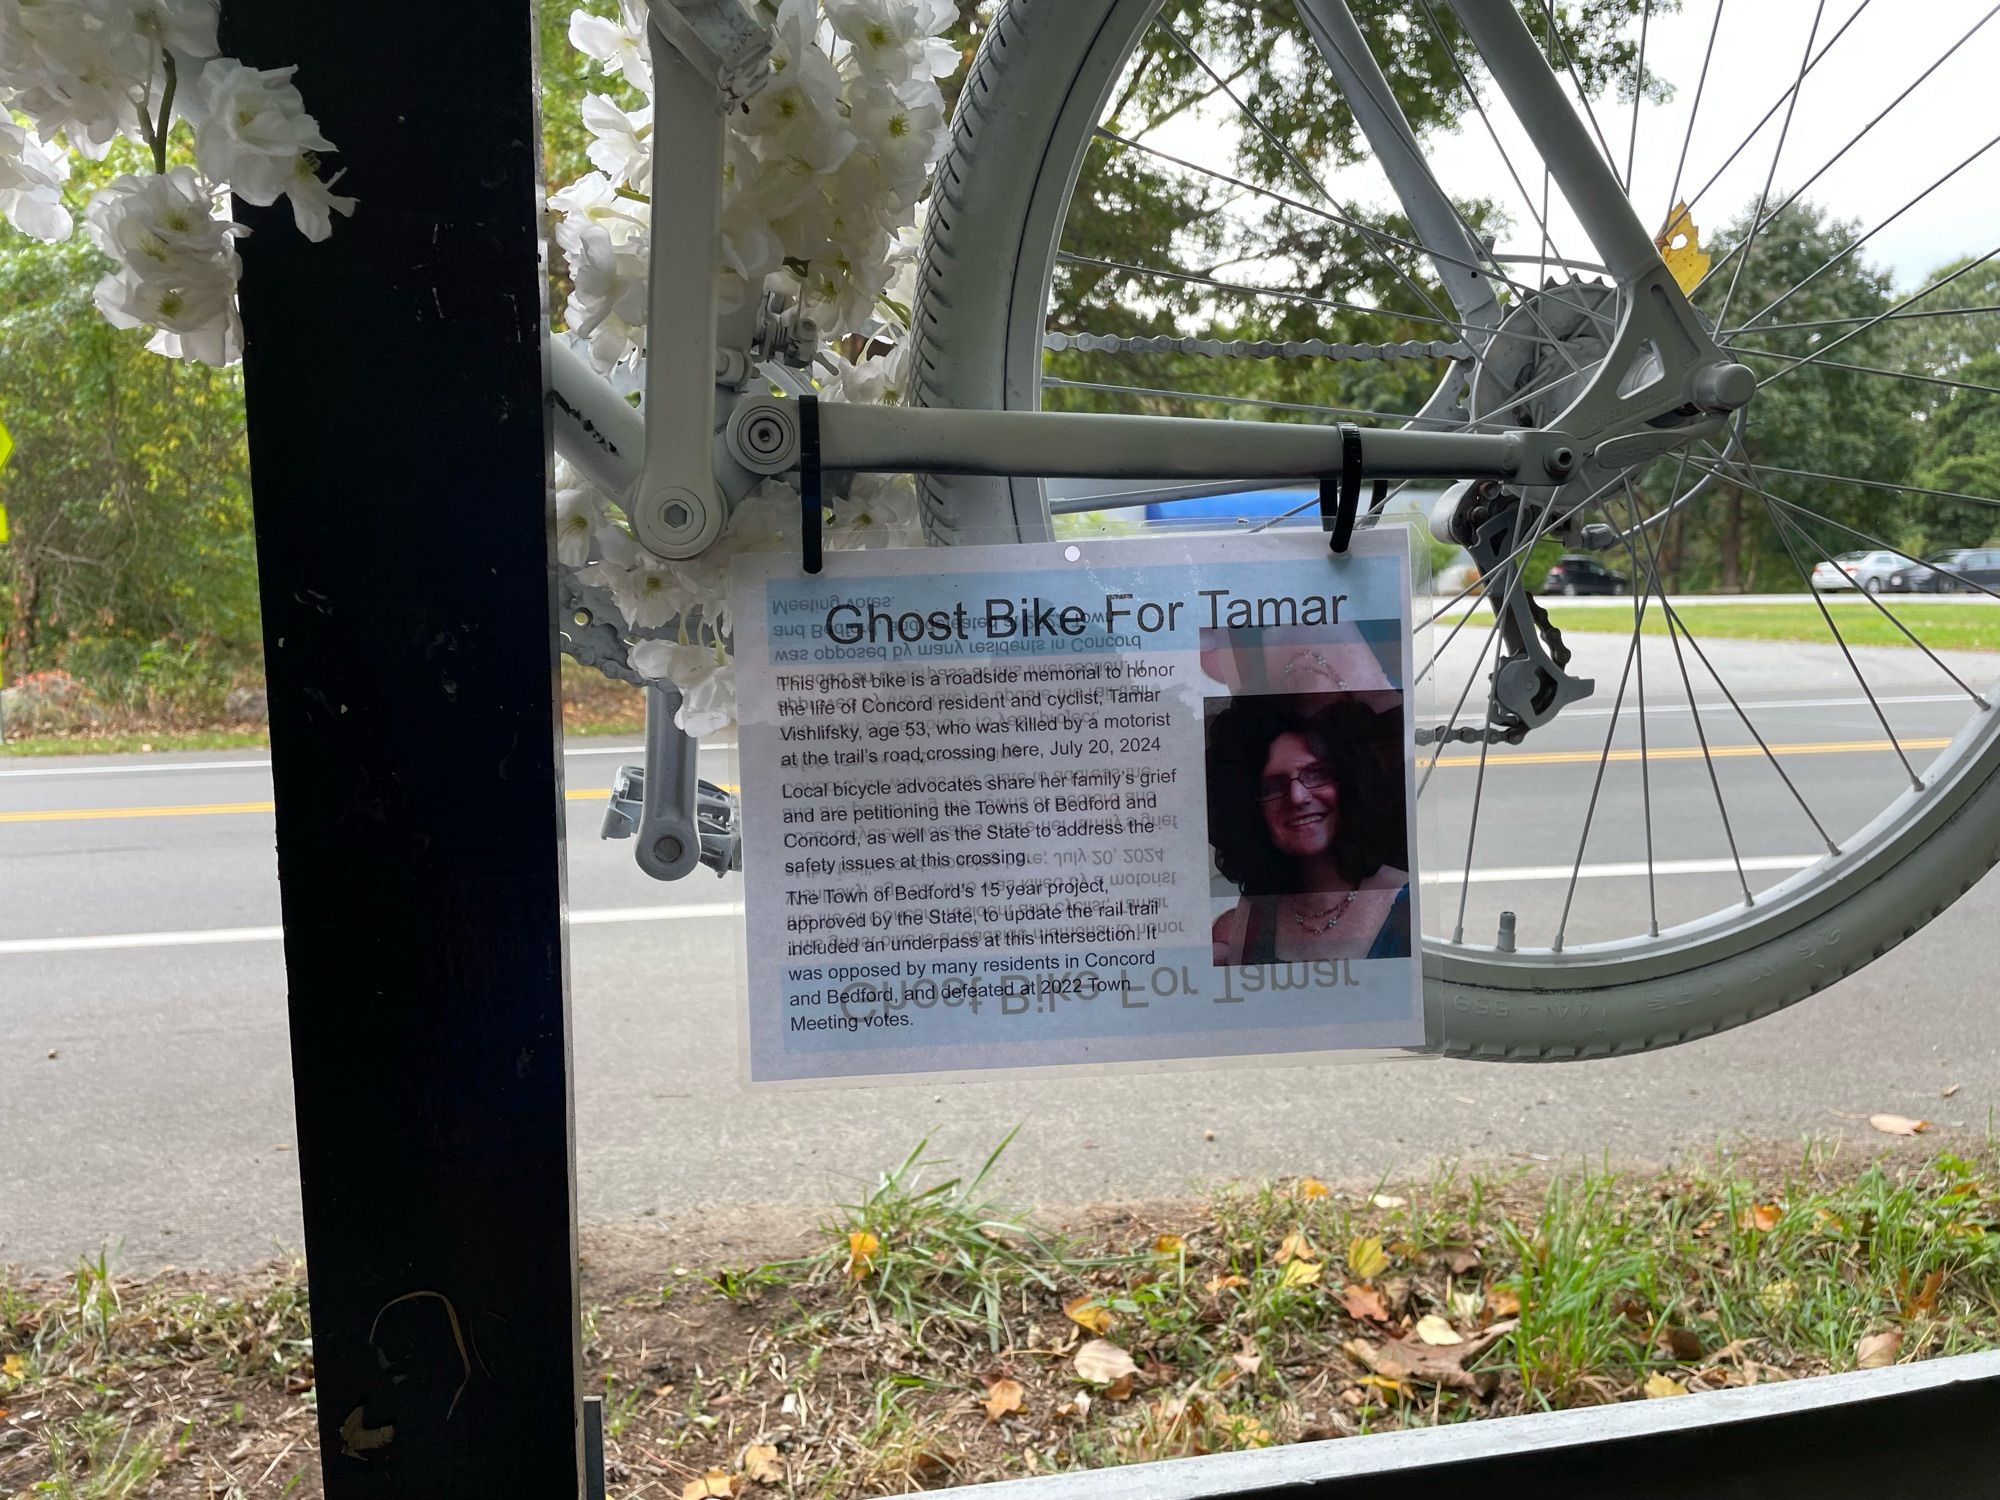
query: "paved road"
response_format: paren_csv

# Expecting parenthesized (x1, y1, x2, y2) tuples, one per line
(4, 634, 1998, 1270)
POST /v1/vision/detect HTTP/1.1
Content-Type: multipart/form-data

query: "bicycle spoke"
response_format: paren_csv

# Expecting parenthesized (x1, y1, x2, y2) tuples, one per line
(1616, 481, 1662, 937)
(1052, 251, 1489, 339)
(1755, 487, 1923, 791)
(1690, 2, 2000, 303)
(1754, 247, 2000, 394)
(1678, 0, 1872, 225)
(1451, 627, 1507, 947)
(1735, 141, 2000, 339)
(1728, 347, 2000, 400)
(1090, 127, 1618, 332)
(1415, 0, 1584, 282)
(1711, 456, 2000, 514)
(1624, 0, 1651, 193)
(1710, 0, 1824, 333)
(1666, 0, 1725, 216)
(1552, 529, 1657, 951)
(1723, 305, 2000, 337)
(1624, 472, 1754, 907)
(1148, 18, 1456, 332)
(1683, 456, 1995, 710)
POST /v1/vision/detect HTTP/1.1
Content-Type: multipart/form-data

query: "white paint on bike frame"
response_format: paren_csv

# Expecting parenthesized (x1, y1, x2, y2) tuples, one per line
(730, 529, 1425, 1087)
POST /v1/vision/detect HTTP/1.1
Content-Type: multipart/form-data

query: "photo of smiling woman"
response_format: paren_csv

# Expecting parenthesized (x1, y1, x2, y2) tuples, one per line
(1206, 694, 1411, 967)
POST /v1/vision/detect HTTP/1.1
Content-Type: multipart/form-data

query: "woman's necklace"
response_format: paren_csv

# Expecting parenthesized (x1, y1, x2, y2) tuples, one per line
(1281, 650, 1345, 687)
(1291, 890, 1358, 935)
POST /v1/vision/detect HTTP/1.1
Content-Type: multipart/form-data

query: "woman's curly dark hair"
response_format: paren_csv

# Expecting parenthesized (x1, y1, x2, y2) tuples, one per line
(1206, 694, 1406, 895)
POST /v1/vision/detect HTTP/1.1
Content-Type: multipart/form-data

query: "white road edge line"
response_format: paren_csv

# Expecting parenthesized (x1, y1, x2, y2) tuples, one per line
(0, 902, 746, 956)
(3, 860, 1828, 955)
(0, 742, 736, 779)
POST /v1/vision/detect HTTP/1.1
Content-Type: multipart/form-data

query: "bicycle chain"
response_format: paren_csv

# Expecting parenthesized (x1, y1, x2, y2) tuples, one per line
(1043, 331, 1472, 362)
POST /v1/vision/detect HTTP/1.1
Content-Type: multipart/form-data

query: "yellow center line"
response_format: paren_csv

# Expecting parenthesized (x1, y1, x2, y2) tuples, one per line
(1432, 735, 1952, 768)
(2, 788, 618, 825)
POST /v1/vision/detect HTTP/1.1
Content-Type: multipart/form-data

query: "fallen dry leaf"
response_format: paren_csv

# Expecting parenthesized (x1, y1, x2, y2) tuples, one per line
(1738, 1202, 1782, 1233)
(1901, 1268, 1946, 1318)
(1074, 1339, 1138, 1386)
(1484, 1285, 1522, 1318)
(1869, 1113, 1931, 1136)
(1206, 1274, 1248, 1295)
(1231, 1347, 1263, 1376)
(683, 1472, 739, 1500)
(845, 1231, 880, 1279)
(1447, 1288, 1483, 1321)
(1, 1354, 22, 1380)
(1440, 1245, 1482, 1275)
(1275, 1230, 1314, 1265)
(739, 1444, 784, 1485)
(1643, 1373, 1688, 1399)
(1278, 1258, 1323, 1288)
(1346, 1235, 1390, 1280)
(1355, 1373, 1408, 1397)
(339, 1407, 395, 1458)
(1856, 1329, 1902, 1369)
(1342, 1319, 1517, 1397)
(1063, 1294, 1113, 1335)
(1297, 1178, 1330, 1199)
(1153, 1233, 1187, 1256)
(1370, 1193, 1407, 1209)
(1341, 1282, 1390, 1322)
(1103, 1373, 1135, 1401)
(982, 1378, 1025, 1423)
(1414, 1314, 1462, 1346)
(1942, 1083, 1962, 1099)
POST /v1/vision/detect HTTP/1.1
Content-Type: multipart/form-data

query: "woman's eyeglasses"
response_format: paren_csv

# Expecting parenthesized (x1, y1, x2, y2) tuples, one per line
(1257, 765, 1336, 804)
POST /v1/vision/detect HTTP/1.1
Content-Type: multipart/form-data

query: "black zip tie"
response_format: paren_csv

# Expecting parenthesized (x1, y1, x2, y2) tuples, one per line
(798, 392, 823, 576)
(1321, 423, 1362, 554)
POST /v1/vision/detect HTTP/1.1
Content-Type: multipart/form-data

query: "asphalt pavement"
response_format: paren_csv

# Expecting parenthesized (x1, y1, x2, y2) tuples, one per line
(4, 629, 1998, 1270)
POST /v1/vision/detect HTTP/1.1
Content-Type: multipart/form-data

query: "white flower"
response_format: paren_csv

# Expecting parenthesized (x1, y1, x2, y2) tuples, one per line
(746, 3, 855, 172)
(129, 0, 219, 55)
(578, 557, 690, 632)
(829, 472, 922, 547)
(555, 214, 649, 371)
(845, 74, 946, 211)
(825, 0, 959, 80)
(628, 638, 735, 737)
(582, 92, 652, 193)
(549, 169, 648, 245)
(193, 58, 334, 204)
(85, 168, 245, 365)
(555, 470, 609, 567)
(568, 0, 650, 93)
(821, 339, 909, 406)
(0, 0, 152, 156)
(280, 153, 355, 241)
(0, 118, 73, 240)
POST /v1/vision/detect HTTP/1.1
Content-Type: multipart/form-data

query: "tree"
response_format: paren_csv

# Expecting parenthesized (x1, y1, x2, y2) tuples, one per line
(0, 150, 258, 711)
(1653, 200, 1920, 591)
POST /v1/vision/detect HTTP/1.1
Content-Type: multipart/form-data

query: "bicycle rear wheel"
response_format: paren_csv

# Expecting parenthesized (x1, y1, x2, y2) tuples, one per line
(911, 0, 2000, 1057)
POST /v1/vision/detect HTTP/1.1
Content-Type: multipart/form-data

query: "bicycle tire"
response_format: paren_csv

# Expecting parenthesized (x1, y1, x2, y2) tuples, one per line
(909, 0, 2000, 1059)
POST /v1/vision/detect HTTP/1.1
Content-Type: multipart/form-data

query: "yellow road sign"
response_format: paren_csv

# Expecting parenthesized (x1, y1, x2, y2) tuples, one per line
(0, 413, 12, 476)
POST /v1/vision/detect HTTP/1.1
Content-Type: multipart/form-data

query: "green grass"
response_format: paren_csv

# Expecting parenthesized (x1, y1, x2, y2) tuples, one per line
(7, 1141, 2000, 1494)
(1538, 599, 2000, 652)
(0, 728, 271, 756)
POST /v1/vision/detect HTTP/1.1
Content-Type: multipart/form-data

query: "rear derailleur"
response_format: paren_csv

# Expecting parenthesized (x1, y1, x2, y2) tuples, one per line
(1420, 479, 1594, 747)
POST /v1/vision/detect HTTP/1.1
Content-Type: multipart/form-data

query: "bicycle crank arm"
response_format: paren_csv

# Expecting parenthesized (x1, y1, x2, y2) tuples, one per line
(725, 398, 1580, 486)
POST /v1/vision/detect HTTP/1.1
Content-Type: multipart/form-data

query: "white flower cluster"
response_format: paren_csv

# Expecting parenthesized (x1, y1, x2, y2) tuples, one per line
(553, 1, 953, 734)
(0, 0, 352, 365)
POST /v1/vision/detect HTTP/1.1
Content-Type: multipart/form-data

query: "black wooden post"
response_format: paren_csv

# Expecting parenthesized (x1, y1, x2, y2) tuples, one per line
(222, 2, 580, 1495)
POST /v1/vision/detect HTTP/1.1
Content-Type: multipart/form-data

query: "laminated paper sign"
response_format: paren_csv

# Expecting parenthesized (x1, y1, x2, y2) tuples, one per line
(732, 529, 1423, 1084)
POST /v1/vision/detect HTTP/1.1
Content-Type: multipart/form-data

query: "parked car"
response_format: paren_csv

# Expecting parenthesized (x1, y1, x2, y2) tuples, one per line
(1809, 549, 1902, 593)
(1900, 546, 2000, 594)
(1542, 555, 1628, 595)
(1885, 549, 1981, 593)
